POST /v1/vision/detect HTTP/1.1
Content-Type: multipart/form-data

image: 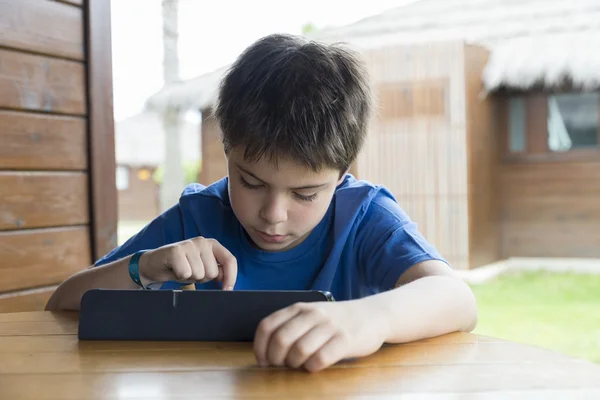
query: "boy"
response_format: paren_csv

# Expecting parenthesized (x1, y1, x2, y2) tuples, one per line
(46, 33, 477, 372)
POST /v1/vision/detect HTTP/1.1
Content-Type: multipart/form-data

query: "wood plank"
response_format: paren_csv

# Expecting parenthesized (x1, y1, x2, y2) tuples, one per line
(0, 366, 599, 400)
(0, 310, 78, 323)
(0, 227, 91, 292)
(526, 93, 549, 154)
(0, 332, 502, 353)
(502, 196, 600, 222)
(464, 44, 501, 269)
(502, 220, 600, 258)
(376, 79, 447, 120)
(0, 172, 89, 230)
(0, 337, 588, 375)
(0, 111, 87, 170)
(0, 48, 86, 115)
(0, 287, 55, 313)
(500, 162, 600, 197)
(0, 0, 84, 60)
(500, 162, 600, 258)
(86, 0, 118, 260)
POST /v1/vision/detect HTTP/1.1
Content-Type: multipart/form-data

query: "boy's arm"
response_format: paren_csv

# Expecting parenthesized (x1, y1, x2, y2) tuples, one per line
(253, 259, 477, 372)
(46, 236, 239, 311)
(362, 259, 478, 344)
(45, 256, 139, 311)
(46, 204, 188, 311)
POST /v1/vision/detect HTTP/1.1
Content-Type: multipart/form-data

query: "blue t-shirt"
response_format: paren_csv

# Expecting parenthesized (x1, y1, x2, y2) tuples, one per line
(96, 174, 446, 301)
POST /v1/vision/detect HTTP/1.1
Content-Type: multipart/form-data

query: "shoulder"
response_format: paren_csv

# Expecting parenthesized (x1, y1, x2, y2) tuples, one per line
(177, 177, 240, 242)
(179, 176, 230, 205)
(334, 174, 409, 227)
(177, 177, 232, 222)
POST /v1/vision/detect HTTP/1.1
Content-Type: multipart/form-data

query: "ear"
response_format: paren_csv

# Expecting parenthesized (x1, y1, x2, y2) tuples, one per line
(337, 169, 349, 185)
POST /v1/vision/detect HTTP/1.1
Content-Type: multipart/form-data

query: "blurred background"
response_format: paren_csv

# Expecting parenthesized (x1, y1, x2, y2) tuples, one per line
(115, 0, 600, 365)
(1, 0, 598, 365)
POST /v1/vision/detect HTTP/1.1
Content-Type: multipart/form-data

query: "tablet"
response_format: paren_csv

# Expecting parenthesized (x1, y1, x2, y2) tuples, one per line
(78, 289, 334, 341)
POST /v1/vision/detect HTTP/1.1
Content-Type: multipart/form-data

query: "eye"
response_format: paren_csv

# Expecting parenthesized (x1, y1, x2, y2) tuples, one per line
(239, 176, 263, 190)
(294, 192, 317, 202)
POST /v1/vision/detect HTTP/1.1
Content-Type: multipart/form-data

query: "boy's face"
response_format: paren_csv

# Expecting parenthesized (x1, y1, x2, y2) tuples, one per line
(226, 147, 345, 252)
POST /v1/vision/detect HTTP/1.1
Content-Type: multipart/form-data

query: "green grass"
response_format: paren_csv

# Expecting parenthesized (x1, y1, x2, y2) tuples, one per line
(469, 271, 600, 364)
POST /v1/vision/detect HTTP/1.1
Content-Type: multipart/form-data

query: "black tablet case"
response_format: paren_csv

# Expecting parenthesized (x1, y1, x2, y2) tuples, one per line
(78, 289, 334, 341)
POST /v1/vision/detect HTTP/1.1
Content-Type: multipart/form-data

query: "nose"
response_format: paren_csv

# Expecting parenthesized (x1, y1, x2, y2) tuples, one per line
(259, 194, 288, 225)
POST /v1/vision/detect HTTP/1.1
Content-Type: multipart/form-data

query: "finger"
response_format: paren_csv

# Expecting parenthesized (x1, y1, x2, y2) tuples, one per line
(253, 305, 303, 366)
(303, 333, 348, 373)
(184, 243, 205, 281)
(211, 241, 238, 290)
(285, 323, 336, 369)
(266, 309, 326, 367)
(199, 250, 219, 283)
(158, 248, 192, 282)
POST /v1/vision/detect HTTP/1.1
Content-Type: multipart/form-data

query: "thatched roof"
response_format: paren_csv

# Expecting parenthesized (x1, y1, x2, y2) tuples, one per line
(145, 0, 600, 113)
(306, 0, 600, 48)
(145, 65, 229, 113)
(482, 31, 600, 91)
(115, 111, 200, 167)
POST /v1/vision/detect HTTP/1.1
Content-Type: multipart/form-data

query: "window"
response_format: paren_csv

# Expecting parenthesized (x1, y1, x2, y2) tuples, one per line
(547, 93, 598, 152)
(508, 97, 526, 153)
(505, 91, 600, 160)
(116, 166, 129, 191)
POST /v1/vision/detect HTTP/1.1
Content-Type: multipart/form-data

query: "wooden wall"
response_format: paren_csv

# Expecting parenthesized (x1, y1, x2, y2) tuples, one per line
(199, 111, 228, 185)
(496, 92, 600, 258)
(0, 0, 117, 312)
(464, 45, 501, 268)
(360, 42, 471, 269)
(499, 162, 600, 258)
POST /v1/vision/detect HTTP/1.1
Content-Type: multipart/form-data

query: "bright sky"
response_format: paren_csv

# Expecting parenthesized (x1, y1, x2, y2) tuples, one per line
(110, 0, 410, 121)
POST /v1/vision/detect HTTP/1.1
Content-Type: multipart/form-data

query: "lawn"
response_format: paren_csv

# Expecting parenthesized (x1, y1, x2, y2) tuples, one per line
(469, 271, 600, 364)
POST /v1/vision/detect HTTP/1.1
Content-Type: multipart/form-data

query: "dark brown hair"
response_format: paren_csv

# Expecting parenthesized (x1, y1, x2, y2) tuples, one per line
(213, 33, 373, 173)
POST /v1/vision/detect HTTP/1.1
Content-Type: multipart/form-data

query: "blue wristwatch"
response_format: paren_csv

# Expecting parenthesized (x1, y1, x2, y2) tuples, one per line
(128, 250, 150, 289)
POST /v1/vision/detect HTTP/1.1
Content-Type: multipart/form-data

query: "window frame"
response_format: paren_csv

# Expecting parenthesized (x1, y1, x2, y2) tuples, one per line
(499, 89, 600, 164)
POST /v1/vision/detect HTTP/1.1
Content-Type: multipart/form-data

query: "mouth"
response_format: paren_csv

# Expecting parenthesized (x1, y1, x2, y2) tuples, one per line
(255, 229, 289, 244)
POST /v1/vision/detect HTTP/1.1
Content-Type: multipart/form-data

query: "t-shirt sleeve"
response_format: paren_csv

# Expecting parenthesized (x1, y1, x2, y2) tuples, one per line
(94, 204, 185, 267)
(355, 188, 448, 292)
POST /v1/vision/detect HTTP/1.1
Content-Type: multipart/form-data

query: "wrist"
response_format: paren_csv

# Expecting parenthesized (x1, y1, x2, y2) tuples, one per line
(128, 250, 151, 289)
(137, 250, 152, 284)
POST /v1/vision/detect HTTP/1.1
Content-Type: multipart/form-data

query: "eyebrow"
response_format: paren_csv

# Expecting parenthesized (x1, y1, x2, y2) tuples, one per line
(236, 164, 328, 191)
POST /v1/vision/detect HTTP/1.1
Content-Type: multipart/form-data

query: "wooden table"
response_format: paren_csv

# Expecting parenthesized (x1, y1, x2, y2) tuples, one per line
(1, 312, 599, 399)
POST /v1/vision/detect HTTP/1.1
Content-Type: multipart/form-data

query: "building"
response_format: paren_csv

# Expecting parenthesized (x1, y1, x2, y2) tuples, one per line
(145, 0, 600, 270)
(115, 111, 200, 221)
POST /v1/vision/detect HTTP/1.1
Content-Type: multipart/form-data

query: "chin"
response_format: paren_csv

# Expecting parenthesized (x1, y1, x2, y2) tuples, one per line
(247, 232, 295, 252)
(255, 238, 295, 252)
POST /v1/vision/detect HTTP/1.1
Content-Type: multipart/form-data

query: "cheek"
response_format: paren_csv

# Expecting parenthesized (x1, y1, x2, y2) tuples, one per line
(229, 185, 257, 221)
(291, 196, 332, 229)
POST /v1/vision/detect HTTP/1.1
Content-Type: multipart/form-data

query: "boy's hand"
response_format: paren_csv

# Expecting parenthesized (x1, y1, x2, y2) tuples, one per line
(253, 300, 388, 372)
(138, 237, 238, 290)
